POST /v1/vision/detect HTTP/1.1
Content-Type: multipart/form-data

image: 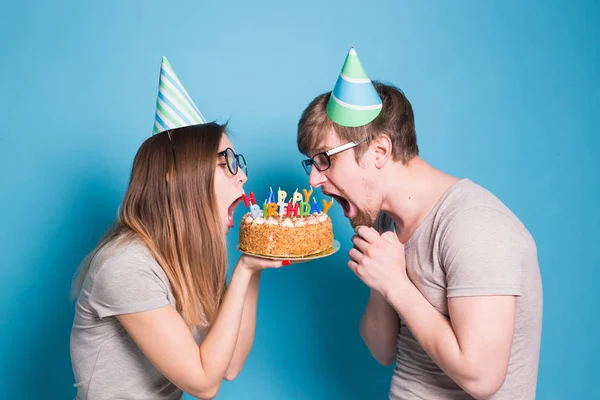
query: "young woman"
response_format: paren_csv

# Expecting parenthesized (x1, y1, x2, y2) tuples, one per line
(70, 122, 288, 399)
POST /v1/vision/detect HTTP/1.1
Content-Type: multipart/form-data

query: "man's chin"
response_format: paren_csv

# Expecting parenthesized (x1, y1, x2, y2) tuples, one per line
(350, 210, 376, 229)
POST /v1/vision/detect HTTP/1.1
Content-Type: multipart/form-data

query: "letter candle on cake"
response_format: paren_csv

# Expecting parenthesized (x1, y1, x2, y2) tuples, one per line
(242, 191, 262, 218)
(311, 197, 321, 213)
(322, 197, 334, 214)
(292, 188, 303, 204)
(277, 188, 288, 216)
(266, 186, 275, 203)
(244, 187, 335, 218)
(287, 199, 299, 216)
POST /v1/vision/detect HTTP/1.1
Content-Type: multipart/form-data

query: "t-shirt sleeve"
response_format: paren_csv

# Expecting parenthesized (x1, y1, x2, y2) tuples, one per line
(89, 249, 171, 319)
(440, 206, 525, 298)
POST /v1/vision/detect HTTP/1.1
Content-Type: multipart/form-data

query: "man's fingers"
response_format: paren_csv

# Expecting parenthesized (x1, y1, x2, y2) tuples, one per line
(347, 260, 365, 279)
(351, 235, 370, 252)
(354, 225, 380, 244)
(348, 248, 363, 263)
(381, 230, 400, 243)
(348, 259, 358, 273)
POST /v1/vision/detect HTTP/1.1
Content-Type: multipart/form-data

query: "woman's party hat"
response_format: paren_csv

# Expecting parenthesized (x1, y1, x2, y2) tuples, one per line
(153, 56, 207, 135)
(326, 47, 382, 127)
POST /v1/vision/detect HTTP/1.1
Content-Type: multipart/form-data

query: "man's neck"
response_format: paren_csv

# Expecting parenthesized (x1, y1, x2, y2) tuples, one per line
(380, 157, 460, 244)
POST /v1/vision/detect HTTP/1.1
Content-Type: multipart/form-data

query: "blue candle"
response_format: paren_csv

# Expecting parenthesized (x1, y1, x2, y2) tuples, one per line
(266, 186, 275, 203)
(310, 197, 321, 214)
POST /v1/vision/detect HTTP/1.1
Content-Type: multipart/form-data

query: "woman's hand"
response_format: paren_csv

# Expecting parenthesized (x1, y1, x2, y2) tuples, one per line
(236, 254, 291, 274)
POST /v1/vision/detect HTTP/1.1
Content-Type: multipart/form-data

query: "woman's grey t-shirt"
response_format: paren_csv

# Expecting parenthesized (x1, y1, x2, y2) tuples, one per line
(70, 237, 206, 399)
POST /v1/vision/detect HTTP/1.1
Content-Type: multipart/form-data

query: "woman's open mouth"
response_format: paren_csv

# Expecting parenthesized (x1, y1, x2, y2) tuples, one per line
(227, 196, 244, 227)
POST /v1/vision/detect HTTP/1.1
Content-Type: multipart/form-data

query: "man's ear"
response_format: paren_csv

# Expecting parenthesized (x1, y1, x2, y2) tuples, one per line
(373, 134, 393, 169)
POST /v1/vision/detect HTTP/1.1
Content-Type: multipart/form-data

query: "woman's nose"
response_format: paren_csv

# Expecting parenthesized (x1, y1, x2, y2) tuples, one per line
(237, 169, 248, 185)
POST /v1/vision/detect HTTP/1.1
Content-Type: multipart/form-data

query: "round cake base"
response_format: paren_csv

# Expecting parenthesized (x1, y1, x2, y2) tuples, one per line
(237, 240, 341, 261)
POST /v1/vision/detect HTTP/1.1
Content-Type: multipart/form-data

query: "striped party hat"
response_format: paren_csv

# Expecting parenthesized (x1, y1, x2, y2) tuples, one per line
(153, 56, 207, 135)
(326, 47, 382, 127)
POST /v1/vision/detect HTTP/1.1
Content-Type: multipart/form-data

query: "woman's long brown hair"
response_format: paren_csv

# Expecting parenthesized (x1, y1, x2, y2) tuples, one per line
(73, 122, 228, 329)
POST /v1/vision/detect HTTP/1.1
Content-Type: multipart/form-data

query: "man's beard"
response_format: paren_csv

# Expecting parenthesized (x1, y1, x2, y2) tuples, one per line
(350, 206, 378, 229)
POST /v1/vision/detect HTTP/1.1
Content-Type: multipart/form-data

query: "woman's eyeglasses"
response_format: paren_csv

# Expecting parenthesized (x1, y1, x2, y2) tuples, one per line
(301, 137, 368, 175)
(218, 147, 247, 177)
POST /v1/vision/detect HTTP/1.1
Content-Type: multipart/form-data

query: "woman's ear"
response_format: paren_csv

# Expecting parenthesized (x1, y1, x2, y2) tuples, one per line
(373, 134, 393, 169)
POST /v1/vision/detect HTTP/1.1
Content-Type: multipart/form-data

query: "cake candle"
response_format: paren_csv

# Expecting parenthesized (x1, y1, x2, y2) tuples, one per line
(310, 197, 321, 213)
(266, 187, 275, 203)
(299, 201, 311, 216)
(250, 203, 262, 218)
(292, 188, 302, 204)
(277, 187, 287, 203)
(287, 201, 299, 217)
(266, 203, 279, 217)
(302, 187, 313, 203)
(242, 191, 256, 207)
(322, 197, 334, 214)
(278, 201, 288, 216)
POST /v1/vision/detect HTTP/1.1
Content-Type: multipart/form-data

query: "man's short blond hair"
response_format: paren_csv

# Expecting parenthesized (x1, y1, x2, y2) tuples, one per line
(297, 82, 419, 164)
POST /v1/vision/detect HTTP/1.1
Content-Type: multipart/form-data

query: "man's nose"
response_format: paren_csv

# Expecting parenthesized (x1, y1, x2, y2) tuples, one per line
(308, 168, 327, 188)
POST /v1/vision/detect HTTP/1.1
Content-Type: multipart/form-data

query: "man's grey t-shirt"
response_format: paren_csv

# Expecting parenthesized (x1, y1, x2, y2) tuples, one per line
(375, 179, 543, 400)
(70, 236, 206, 399)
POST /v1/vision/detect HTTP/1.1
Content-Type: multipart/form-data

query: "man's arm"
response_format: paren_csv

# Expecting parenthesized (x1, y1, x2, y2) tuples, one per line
(349, 220, 521, 400)
(386, 284, 515, 399)
(360, 289, 399, 366)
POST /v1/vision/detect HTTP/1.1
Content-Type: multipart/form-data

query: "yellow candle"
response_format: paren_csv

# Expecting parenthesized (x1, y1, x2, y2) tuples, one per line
(322, 198, 334, 214)
(303, 188, 313, 203)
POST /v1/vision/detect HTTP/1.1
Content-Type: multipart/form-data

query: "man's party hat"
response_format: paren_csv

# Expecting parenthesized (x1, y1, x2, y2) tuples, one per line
(326, 47, 382, 127)
(153, 56, 207, 135)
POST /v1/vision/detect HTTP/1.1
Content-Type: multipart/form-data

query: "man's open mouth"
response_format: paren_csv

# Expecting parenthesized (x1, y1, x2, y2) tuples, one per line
(323, 191, 351, 217)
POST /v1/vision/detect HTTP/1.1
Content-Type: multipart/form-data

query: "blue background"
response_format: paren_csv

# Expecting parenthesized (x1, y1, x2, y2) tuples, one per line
(1, 1, 598, 399)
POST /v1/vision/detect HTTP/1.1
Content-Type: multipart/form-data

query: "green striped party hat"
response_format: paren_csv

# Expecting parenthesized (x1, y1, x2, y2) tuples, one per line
(153, 56, 207, 135)
(326, 47, 382, 127)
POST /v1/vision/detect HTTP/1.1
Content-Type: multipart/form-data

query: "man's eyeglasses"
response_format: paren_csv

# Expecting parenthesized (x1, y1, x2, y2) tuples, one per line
(301, 137, 368, 176)
(218, 147, 248, 177)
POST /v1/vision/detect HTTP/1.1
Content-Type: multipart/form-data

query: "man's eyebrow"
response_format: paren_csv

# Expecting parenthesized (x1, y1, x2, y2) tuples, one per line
(310, 146, 329, 155)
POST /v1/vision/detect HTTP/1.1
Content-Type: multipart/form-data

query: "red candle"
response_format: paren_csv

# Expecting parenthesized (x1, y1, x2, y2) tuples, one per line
(287, 201, 299, 217)
(242, 191, 256, 207)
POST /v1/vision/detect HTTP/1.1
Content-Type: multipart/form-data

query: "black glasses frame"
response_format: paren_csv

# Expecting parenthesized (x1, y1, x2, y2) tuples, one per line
(301, 137, 368, 175)
(218, 147, 247, 177)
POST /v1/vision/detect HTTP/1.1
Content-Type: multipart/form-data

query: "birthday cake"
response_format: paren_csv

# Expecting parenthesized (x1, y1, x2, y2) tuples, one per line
(238, 187, 335, 257)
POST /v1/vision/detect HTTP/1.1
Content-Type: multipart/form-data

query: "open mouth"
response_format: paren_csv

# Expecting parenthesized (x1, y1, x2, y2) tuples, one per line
(323, 190, 351, 217)
(227, 195, 244, 227)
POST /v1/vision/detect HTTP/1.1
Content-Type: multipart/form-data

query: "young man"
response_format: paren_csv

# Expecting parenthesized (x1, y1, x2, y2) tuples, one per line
(297, 48, 543, 399)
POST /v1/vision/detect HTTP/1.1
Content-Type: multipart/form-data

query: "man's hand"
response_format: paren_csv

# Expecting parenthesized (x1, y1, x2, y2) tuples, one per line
(348, 225, 409, 298)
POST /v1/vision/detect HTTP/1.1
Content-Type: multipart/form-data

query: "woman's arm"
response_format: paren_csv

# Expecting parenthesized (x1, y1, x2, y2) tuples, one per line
(224, 269, 262, 380)
(118, 257, 281, 399)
